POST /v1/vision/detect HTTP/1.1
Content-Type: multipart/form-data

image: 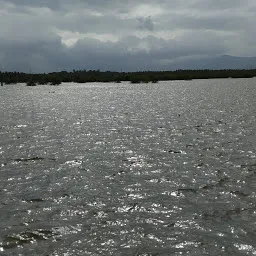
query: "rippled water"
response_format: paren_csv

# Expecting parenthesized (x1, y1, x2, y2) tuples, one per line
(0, 79, 256, 255)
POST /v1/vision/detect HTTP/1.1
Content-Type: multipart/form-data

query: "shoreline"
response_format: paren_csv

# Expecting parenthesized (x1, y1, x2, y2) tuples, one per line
(1, 69, 256, 85)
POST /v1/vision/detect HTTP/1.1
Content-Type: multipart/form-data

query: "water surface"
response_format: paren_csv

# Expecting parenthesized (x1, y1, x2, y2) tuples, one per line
(0, 79, 256, 255)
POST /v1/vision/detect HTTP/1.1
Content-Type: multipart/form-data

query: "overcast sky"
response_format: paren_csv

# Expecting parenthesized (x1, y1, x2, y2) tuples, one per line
(0, 0, 255, 72)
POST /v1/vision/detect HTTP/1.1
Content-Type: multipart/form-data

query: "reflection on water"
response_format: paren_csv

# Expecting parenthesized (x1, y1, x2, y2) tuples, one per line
(0, 79, 256, 255)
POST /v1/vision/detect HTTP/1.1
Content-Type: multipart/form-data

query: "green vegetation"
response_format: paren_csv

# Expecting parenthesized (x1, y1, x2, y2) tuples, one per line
(26, 80, 37, 86)
(0, 69, 256, 86)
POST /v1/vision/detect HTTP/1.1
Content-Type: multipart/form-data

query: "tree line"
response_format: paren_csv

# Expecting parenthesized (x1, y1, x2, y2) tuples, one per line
(1, 69, 256, 86)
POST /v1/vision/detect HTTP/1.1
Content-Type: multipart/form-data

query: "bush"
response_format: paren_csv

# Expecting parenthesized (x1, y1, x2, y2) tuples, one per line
(26, 80, 37, 86)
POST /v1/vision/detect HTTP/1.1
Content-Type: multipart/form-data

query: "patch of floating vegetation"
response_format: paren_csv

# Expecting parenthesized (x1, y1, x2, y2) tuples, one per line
(241, 163, 256, 168)
(22, 198, 46, 203)
(0, 225, 83, 251)
(201, 206, 255, 220)
(1, 157, 56, 167)
(0, 229, 57, 250)
(13, 157, 56, 163)
(26, 80, 37, 86)
(13, 157, 44, 162)
(168, 149, 186, 154)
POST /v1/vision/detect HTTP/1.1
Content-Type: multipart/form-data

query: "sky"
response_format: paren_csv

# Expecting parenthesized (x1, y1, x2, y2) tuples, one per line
(0, 0, 255, 72)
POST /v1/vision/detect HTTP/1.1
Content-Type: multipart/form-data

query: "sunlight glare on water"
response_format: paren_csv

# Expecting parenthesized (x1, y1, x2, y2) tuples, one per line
(0, 79, 256, 255)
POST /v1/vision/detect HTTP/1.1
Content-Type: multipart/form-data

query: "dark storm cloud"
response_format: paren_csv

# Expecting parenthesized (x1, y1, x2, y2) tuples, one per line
(0, 0, 255, 72)
(0, 34, 228, 72)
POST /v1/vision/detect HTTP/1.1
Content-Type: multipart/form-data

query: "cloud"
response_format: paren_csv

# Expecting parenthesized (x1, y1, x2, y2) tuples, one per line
(0, 0, 256, 72)
(138, 16, 154, 31)
(0, 33, 228, 72)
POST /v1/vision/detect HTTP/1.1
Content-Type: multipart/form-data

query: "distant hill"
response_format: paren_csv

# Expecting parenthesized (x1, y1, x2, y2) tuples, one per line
(168, 55, 256, 70)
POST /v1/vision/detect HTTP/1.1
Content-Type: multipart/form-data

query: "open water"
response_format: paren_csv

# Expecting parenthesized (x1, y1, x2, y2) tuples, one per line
(0, 79, 256, 255)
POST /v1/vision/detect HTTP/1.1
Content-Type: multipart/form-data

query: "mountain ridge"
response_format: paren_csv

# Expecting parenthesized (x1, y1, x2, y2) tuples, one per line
(168, 55, 256, 70)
